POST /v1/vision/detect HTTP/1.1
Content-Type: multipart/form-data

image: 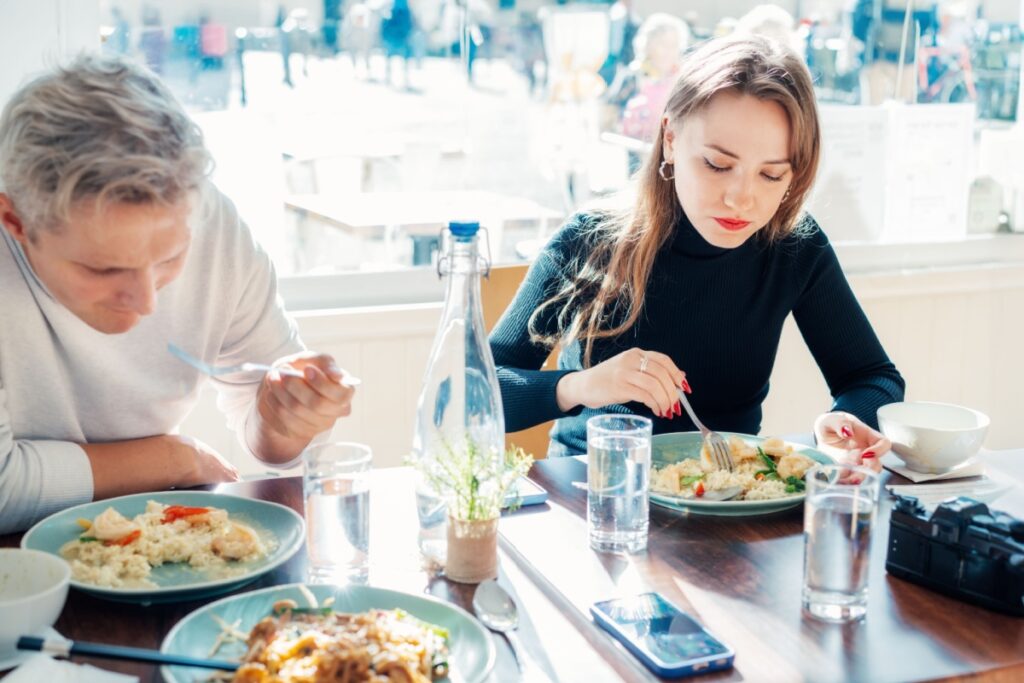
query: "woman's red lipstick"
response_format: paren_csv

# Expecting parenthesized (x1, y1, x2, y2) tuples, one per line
(714, 217, 750, 231)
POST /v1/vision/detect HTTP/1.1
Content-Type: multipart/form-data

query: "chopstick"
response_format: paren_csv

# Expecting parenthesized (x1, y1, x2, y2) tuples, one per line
(17, 636, 239, 671)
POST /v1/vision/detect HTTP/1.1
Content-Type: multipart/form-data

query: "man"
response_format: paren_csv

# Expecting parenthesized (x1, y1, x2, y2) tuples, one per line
(0, 55, 356, 533)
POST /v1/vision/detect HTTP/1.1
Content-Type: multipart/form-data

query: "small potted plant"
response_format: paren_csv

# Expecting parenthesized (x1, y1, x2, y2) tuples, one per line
(417, 443, 533, 583)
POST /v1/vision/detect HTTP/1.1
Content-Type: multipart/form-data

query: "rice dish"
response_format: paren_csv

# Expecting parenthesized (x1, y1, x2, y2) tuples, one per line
(651, 435, 817, 501)
(60, 501, 273, 588)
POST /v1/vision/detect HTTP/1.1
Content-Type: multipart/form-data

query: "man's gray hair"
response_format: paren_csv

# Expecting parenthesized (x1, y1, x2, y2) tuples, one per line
(0, 53, 211, 233)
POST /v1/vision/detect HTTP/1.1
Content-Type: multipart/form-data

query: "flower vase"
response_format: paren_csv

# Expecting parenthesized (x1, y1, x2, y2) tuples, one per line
(444, 516, 499, 584)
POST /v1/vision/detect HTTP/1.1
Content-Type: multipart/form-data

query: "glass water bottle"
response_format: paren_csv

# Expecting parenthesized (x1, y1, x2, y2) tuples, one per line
(411, 221, 505, 566)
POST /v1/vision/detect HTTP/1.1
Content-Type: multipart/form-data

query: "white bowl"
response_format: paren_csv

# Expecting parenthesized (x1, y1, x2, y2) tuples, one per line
(0, 548, 70, 656)
(877, 401, 990, 473)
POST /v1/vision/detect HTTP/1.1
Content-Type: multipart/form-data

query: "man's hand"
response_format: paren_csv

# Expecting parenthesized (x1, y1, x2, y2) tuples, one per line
(248, 351, 357, 463)
(85, 434, 239, 500)
(175, 435, 240, 487)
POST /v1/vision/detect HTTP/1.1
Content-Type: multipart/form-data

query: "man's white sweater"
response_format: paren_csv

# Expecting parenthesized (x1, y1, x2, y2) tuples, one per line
(0, 186, 303, 533)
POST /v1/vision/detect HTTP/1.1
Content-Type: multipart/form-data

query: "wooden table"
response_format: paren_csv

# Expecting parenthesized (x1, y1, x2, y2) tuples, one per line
(501, 450, 1024, 683)
(0, 469, 617, 682)
(3, 454, 1022, 682)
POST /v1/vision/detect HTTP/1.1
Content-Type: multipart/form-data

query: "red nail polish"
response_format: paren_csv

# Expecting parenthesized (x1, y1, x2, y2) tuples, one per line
(861, 451, 876, 459)
(840, 426, 853, 438)
(682, 379, 692, 394)
(674, 402, 681, 416)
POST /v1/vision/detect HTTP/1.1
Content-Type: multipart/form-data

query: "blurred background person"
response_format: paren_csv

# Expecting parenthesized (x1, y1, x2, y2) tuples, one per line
(735, 4, 804, 58)
(381, 0, 417, 89)
(613, 14, 692, 150)
(599, 0, 641, 86)
(137, 4, 167, 75)
(343, 0, 380, 79)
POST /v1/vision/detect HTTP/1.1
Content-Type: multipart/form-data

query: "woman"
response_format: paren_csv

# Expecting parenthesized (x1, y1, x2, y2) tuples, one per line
(490, 35, 903, 468)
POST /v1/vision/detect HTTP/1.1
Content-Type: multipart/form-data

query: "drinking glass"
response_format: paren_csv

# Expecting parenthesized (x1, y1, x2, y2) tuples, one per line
(802, 464, 882, 622)
(303, 442, 372, 583)
(587, 415, 651, 554)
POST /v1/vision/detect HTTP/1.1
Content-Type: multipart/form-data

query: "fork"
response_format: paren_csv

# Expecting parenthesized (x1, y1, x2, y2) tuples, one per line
(676, 388, 734, 471)
(168, 343, 361, 386)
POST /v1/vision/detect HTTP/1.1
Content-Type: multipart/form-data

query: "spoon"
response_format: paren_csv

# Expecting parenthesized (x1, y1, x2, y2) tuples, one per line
(472, 580, 553, 682)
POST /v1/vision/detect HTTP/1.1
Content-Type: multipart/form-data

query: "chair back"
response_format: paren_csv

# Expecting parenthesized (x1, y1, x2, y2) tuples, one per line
(481, 264, 559, 459)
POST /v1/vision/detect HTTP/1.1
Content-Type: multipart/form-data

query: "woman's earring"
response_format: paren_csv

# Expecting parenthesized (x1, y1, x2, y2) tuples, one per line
(782, 188, 791, 202)
(658, 160, 674, 181)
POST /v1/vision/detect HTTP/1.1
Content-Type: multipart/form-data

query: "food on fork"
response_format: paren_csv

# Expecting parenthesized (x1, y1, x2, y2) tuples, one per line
(60, 501, 272, 588)
(653, 435, 817, 501)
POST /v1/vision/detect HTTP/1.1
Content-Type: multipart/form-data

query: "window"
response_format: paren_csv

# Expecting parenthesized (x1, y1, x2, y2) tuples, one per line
(84, 1, 1024, 306)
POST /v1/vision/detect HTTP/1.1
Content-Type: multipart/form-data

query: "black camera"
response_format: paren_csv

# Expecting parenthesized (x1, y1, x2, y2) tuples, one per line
(886, 495, 1024, 616)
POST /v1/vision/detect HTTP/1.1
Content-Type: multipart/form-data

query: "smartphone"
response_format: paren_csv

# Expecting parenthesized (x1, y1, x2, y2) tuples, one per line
(502, 477, 549, 508)
(591, 593, 735, 678)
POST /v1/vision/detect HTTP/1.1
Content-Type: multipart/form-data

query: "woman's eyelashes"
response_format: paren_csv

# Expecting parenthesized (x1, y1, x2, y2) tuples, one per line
(702, 157, 785, 183)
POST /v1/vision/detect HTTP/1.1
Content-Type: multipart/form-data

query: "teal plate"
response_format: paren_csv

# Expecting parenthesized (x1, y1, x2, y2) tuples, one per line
(650, 432, 833, 517)
(21, 491, 305, 604)
(160, 583, 496, 683)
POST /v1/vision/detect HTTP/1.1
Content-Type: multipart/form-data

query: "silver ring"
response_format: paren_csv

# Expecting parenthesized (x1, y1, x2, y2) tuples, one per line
(639, 354, 649, 374)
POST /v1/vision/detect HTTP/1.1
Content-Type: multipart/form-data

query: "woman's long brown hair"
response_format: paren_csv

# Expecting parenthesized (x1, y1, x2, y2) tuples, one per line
(528, 35, 822, 367)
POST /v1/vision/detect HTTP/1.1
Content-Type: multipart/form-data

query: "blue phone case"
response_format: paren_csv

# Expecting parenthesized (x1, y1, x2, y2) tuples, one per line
(591, 593, 735, 678)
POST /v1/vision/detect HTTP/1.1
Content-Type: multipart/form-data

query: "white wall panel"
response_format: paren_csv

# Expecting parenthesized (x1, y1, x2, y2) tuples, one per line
(183, 265, 1024, 477)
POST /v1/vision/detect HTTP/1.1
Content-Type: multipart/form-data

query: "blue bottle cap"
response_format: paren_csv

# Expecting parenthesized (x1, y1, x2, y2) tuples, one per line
(448, 221, 480, 238)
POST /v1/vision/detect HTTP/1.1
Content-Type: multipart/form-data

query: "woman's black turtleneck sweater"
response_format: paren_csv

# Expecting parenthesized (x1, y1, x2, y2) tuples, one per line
(489, 212, 906, 457)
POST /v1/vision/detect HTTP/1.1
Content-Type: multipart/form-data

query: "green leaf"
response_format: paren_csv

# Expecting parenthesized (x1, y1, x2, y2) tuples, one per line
(756, 447, 777, 473)
(785, 475, 806, 492)
(78, 536, 99, 543)
(679, 474, 705, 486)
(271, 606, 334, 616)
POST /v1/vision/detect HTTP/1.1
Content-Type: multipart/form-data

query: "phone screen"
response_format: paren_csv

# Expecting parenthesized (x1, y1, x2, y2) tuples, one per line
(502, 477, 548, 507)
(593, 593, 730, 664)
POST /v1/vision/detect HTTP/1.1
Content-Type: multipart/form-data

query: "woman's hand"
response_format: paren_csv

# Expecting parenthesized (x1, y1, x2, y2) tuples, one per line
(555, 348, 690, 418)
(256, 351, 357, 442)
(813, 411, 890, 473)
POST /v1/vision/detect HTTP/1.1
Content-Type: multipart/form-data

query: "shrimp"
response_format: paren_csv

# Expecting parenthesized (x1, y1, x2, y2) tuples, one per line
(761, 437, 792, 459)
(211, 522, 260, 560)
(90, 507, 140, 542)
(777, 453, 815, 481)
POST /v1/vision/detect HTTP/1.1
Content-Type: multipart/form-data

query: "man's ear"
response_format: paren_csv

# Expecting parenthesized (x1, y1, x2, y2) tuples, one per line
(0, 193, 29, 244)
(661, 117, 675, 161)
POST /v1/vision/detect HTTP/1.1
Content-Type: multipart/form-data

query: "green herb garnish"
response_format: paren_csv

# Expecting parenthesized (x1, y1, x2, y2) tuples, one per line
(679, 474, 705, 487)
(271, 605, 333, 616)
(785, 475, 806, 493)
(78, 536, 99, 543)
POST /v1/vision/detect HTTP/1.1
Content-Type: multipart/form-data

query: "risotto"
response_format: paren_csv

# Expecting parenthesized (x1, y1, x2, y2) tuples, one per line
(60, 501, 273, 588)
(651, 435, 817, 501)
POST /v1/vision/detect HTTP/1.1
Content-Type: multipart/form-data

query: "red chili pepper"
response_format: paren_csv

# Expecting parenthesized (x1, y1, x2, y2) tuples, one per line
(104, 529, 141, 547)
(694, 481, 706, 498)
(162, 506, 210, 524)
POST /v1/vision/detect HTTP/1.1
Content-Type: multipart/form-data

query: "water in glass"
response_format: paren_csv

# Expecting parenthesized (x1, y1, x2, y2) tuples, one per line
(802, 465, 880, 622)
(587, 416, 651, 554)
(303, 442, 372, 583)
